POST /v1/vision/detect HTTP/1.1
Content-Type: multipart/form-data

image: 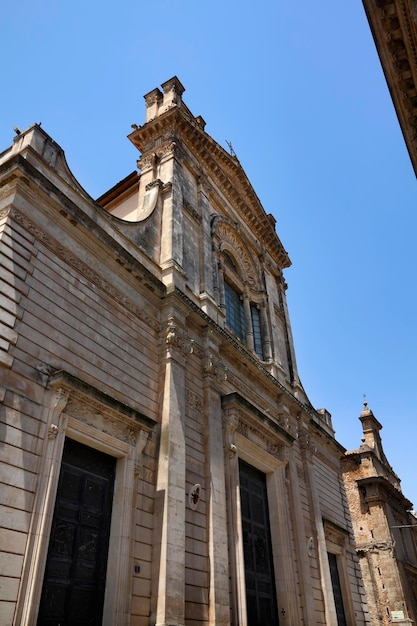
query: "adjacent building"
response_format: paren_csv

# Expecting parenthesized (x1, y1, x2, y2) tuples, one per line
(0, 77, 369, 625)
(343, 404, 417, 625)
(362, 0, 417, 175)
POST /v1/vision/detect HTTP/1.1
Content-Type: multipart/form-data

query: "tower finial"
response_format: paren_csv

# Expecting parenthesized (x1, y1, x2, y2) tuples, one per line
(362, 393, 367, 409)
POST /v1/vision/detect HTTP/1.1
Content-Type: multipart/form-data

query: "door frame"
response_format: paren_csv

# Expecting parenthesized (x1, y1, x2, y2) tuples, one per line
(14, 373, 154, 626)
(222, 393, 300, 625)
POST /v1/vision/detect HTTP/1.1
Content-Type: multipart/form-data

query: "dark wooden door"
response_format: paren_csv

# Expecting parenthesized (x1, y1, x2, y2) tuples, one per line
(239, 460, 279, 626)
(37, 438, 116, 626)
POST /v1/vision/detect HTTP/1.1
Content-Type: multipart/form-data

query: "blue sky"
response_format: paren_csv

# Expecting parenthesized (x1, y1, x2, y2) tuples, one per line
(2, 1, 416, 505)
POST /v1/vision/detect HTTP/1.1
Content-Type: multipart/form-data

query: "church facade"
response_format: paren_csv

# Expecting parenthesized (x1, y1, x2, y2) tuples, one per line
(0, 77, 369, 625)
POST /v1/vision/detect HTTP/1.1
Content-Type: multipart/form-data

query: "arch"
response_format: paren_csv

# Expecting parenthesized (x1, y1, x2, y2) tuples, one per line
(211, 215, 262, 292)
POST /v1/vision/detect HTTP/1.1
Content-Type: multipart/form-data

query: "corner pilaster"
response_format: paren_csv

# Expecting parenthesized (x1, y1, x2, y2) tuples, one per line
(154, 312, 190, 626)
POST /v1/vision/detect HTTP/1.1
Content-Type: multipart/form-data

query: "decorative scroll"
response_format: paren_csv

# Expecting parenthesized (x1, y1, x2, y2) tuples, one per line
(138, 179, 161, 221)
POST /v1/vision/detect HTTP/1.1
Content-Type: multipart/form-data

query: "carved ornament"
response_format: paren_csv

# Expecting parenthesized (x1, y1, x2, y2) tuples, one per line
(211, 216, 261, 291)
(203, 351, 228, 383)
(163, 318, 193, 357)
(185, 389, 203, 414)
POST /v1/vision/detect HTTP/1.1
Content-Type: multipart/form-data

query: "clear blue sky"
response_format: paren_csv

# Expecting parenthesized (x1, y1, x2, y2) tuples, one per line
(2, 1, 416, 505)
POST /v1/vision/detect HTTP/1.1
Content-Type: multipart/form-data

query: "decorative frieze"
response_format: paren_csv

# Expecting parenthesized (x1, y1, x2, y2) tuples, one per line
(323, 520, 349, 550)
(185, 389, 203, 414)
(222, 395, 292, 463)
(65, 396, 142, 446)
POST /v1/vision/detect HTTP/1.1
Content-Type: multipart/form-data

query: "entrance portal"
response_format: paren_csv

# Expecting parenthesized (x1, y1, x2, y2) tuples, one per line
(239, 460, 279, 626)
(37, 438, 116, 626)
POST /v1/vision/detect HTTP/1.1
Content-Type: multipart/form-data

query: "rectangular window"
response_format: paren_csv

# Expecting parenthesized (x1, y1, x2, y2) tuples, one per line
(225, 281, 245, 342)
(251, 306, 263, 360)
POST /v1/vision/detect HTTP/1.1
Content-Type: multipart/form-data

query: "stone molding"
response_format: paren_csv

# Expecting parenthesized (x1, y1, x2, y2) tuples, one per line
(363, 0, 417, 174)
(211, 214, 262, 292)
(11, 208, 161, 331)
(129, 106, 291, 269)
(12, 369, 155, 626)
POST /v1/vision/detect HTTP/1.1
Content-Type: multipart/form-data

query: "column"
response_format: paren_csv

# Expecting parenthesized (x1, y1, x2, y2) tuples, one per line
(243, 292, 254, 351)
(260, 300, 272, 361)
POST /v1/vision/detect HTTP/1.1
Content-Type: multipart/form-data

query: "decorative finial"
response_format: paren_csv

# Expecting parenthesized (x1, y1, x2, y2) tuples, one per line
(362, 393, 367, 409)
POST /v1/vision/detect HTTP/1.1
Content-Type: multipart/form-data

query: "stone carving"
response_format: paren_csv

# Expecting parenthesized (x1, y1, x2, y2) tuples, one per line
(237, 415, 287, 462)
(163, 318, 193, 357)
(134, 429, 149, 476)
(185, 389, 203, 414)
(224, 409, 239, 456)
(211, 216, 261, 290)
(203, 351, 228, 382)
(48, 424, 59, 439)
(65, 392, 145, 447)
(0, 207, 11, 221)
(324, 523, 348, 549)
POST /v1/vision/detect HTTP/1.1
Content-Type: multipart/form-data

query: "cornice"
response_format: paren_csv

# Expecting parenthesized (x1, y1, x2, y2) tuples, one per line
(357, 474, 413, 510)
(363, 0, 417, 175)
(129, 107, 291, 269)
(2, 154, 165, 297)
(173, 286, 318, 421)
(221, 392, 295, 445)
(48, 369, 156, 431)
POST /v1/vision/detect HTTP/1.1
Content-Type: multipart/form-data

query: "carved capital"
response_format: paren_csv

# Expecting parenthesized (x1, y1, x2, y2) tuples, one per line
(203, 351, 228, 382)
(163, 318, 193, 357)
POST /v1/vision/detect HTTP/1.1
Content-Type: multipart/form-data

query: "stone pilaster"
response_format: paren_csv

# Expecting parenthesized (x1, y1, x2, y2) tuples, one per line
(160, 144, 186, 293)
(300, 433, 338, 625)
(286, 455, 317, 625)
(223, 407, 247, 626)
(268, 462, 301, 623)
(154, 315, 189, 626)
(202, 336, 231, 625)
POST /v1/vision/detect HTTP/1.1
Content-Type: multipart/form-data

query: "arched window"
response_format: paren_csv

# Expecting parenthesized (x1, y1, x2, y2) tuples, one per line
(221, 261, 266, 360)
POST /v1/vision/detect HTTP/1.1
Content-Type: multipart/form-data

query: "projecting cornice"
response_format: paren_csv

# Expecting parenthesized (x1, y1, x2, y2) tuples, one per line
(128, 106, 291, 269)
(363, 0, 417, 175)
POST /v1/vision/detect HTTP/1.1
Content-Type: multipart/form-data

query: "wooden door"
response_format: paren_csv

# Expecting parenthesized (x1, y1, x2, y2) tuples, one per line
(239, 460, 279, 626)
(37, 438, 116, 626)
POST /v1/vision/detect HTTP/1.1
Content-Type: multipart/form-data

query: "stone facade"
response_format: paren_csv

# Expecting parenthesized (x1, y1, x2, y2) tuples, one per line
(362, 0, 417, 176)
(342, 404, 417, 625)
(0, 77, 369, 625)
